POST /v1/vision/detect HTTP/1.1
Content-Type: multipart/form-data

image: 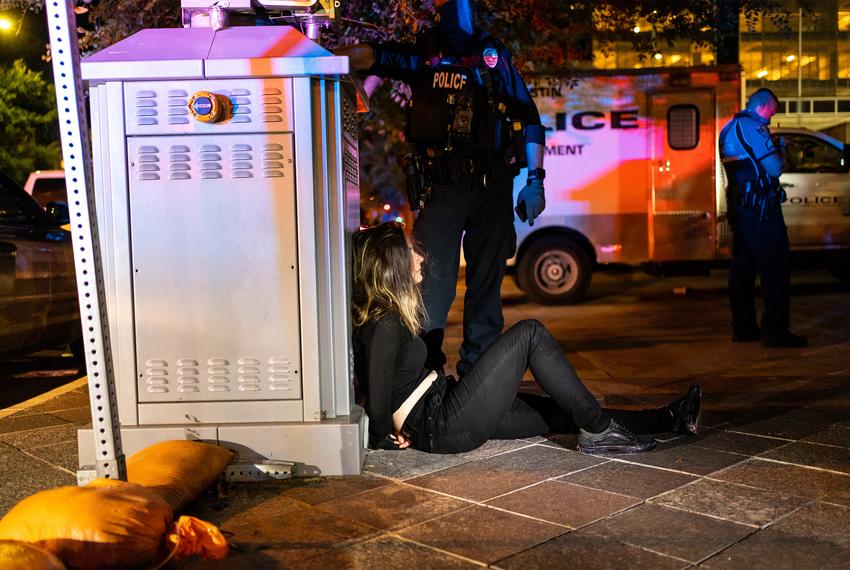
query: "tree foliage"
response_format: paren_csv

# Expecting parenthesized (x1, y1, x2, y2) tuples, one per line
(0, 60, 61, 183)
(0, 0, 807, 207)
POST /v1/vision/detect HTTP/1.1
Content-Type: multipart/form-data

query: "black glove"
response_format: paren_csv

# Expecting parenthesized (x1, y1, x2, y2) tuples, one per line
(515, 179, 546, 226)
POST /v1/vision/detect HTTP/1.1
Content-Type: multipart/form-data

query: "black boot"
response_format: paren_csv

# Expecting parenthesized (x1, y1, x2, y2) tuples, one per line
(578, 420, 657, 455)
(668, 385, 701, 436)
(761, 330, 807, 348)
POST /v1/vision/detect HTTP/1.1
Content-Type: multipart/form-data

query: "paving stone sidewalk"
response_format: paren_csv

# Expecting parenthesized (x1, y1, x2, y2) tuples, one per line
(1, 269, 849, 568)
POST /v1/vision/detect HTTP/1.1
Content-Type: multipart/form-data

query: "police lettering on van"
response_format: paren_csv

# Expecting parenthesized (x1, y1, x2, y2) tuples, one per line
(551, 110, 640, 131)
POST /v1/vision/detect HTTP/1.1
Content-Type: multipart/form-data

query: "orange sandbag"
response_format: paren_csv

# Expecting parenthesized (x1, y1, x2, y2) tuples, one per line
(167, 516, 229, 561)
(0, 480, 172, 570)
(0, 540, 66, 569)
(126, 440, 234, 512)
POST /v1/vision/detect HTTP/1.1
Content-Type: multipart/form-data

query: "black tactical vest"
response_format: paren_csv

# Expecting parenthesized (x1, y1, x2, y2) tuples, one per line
(408, 56, 504, 153)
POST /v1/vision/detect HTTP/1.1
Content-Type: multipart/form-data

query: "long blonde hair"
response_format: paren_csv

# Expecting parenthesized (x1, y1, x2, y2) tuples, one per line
(352, 222, 425, 334)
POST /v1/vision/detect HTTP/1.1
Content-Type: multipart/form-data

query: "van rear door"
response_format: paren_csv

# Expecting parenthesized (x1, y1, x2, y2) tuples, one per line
(649, 90, 716, 261)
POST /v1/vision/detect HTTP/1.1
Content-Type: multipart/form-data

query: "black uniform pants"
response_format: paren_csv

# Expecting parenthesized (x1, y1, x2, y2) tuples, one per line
(728, 205, 791, 336)
(405, 320, 672, 454)
(413, 174, 516, 375)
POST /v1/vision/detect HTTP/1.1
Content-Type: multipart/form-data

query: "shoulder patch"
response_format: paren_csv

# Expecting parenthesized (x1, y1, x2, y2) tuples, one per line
(482, 47, 499, 68)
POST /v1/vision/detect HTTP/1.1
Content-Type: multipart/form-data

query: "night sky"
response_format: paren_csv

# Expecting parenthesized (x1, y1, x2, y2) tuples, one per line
(1, 8, 60, 77)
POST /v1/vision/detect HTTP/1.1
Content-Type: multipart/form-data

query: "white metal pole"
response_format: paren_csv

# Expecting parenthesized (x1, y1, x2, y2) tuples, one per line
(45, 0, 126, 480)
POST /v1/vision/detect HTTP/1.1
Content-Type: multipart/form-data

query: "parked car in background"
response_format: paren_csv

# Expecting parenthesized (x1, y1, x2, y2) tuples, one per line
(772, 128, 850, 283)
(0, 171, 81, 361)
(24, 170, 66, 209)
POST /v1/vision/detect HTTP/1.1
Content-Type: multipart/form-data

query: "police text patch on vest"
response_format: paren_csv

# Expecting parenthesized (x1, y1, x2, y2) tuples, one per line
(433, 71, 468, 90)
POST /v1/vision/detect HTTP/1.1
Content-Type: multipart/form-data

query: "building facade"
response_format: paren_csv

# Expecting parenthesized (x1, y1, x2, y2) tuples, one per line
(584, 1, 850, 140)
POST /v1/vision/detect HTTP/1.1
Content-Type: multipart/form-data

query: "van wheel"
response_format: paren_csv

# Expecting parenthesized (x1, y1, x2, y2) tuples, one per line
(517, 236, 592, 305)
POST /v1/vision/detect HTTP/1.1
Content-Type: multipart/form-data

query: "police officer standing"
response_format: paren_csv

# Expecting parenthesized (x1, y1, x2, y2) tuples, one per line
(338, 0, 546, 374)
(719, 88, 807, 348)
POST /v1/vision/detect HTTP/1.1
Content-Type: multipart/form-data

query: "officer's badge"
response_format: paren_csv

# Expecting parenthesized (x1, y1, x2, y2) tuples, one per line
(483, 47, 499, 68)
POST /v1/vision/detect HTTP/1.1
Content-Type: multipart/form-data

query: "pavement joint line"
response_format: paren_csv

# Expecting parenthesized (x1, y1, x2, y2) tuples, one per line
(388, 441, 550, 482)
(603, 454, 743, 477)
(386, 531, 490, 567)
(690, 444, 768, 459)
(722, 429, 800, 442)
(477, 463, 617, 506)
(550, 475, 676, 503)
(750, 455, 850, 477)
(701, 472, 822, 501)
(8, 444, 77, 478)
(376, 465, 642, 532)
(644, 498, 761, 529)
(479, 501, 574, 530)
(644, 471, 713, 502)
(581, 526, 706, 567)
(756, 499, 816, 531)
(372, 475, 483, 507)
(696, 474, 811, 504)
(487, 515, 691, 569)
(783, 438, 850, 451)
(690, 525, 761, 567)
(0, 376, 88, 420)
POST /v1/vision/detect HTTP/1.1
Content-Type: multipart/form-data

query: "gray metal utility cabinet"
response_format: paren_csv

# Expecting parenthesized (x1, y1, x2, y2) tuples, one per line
(76, 25, 366, 478)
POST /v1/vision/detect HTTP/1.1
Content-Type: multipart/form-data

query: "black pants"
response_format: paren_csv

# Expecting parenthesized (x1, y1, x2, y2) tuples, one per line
(406, 320, 671, 454)
(413, 174, 516, 375)
(728, 206, 791, 336)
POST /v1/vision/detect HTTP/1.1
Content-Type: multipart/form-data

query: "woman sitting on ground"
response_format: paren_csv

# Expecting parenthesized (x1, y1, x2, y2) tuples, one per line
(352, 222, 701, 454)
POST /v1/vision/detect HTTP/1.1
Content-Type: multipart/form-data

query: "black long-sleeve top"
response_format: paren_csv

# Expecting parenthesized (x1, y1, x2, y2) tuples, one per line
(367, 28, 544, 145)
(353, 314, 430, 448)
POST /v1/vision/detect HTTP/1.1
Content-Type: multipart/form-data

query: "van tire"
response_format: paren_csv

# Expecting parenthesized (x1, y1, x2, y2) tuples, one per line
(517, 236, 592, 305)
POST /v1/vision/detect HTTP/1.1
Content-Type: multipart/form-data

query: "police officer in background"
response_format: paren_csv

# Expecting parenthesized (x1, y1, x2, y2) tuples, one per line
(338, 0, 546, 374)
(719, 88, 807, 348)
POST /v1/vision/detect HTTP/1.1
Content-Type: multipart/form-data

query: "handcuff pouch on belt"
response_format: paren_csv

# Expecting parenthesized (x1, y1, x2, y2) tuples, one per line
(728, 177, 786, 221)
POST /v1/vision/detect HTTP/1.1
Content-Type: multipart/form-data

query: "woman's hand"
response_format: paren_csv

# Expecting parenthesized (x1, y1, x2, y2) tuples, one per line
(374, 432, 411, 450)
(392, 432, 411, 449)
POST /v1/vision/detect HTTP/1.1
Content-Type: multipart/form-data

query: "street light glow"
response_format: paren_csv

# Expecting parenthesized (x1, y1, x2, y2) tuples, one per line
(0, 17, 14, 32)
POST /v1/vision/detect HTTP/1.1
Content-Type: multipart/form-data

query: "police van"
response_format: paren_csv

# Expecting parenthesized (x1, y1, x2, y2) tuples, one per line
(510, 66, 850, 304)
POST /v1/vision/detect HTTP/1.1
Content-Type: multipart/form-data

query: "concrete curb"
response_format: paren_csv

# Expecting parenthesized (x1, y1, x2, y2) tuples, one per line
(0, 376, 88, 420)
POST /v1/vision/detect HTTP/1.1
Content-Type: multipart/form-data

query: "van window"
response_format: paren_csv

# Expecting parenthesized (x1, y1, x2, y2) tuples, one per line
(667, 105, 699, 150)
(779, 135, 845, 174)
